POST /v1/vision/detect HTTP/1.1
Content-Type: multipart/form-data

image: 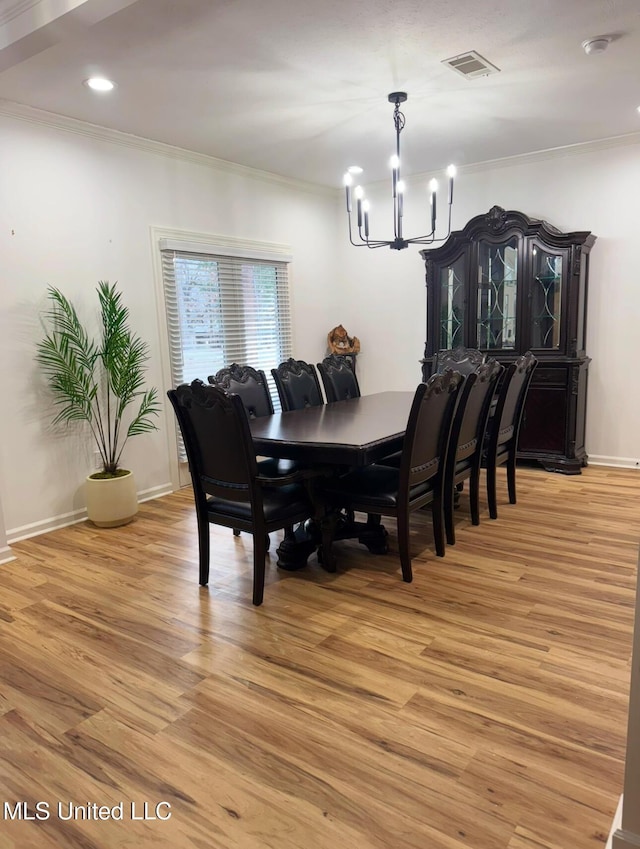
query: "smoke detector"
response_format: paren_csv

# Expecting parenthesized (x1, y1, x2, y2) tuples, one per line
(582, 37, 610, 55)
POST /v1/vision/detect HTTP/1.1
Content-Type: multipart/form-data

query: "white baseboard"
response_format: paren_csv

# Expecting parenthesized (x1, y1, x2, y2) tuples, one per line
(6, 482, 174, 544)
(608, 795, 623, 849)
(589, 456, 640, 470)
(0, 545, 16, 565)
(138, 483, 175, 503)
(8, 507, 87, 543)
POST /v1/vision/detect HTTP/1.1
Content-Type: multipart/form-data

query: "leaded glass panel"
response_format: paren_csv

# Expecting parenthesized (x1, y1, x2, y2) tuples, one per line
(439, 256, 466, 349)
(530, 248, 562, 349)
(476, 238, 517, 350)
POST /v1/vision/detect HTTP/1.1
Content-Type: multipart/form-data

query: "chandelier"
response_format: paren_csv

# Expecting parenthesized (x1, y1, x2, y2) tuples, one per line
(343, 92, 456, 250)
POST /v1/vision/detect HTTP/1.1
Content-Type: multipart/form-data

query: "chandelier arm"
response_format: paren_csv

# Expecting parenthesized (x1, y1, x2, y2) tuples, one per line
(348, 209, 395, 247)
(407, 207, 454, 245)
(405, 231, 437, 243)
(347, 214, 366, 246)
(348, 238, 390, 248)
(400, 235, 452, 245)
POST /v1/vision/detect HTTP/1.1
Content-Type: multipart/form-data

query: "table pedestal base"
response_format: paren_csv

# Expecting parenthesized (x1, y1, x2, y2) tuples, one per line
(276, 513, 389, 573)
(275, 521, 318, 571)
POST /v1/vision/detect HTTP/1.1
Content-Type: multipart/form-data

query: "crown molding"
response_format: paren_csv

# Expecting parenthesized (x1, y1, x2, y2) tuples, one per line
(0, 98, 335, 197)
(357, 130, 640, 193)
(412, 131, 640, 185)
(2, 97, 638, 197)
(0, 0, 39, 27)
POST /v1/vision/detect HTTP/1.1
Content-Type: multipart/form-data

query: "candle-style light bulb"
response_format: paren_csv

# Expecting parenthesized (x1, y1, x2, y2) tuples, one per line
(446, 164, 456, 205)
(343, 172, 353, 212)
(362, 199, 370, 238)
(355, 185, 364, 228)
(429, 178, 438, 231)
(390, 154, 399, 198)
(397, 180, 405, 219)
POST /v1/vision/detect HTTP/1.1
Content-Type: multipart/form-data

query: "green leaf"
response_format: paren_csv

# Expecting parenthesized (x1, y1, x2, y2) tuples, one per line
(37, 281, 159, 474)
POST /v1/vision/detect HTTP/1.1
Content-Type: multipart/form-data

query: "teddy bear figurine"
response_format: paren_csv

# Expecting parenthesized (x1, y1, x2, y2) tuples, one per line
(327, 324, 360, 355)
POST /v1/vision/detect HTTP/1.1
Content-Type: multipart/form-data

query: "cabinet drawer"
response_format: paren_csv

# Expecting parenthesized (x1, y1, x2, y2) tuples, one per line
(531, 367, 567, 387)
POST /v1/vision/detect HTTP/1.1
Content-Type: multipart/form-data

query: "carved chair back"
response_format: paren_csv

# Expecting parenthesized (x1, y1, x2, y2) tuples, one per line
(483, 351, 537, 520)
(435, 346, 486, 376)
(398, 370, 465, 498)
(170, 380, 258, 501)
(488, 351, 537, 459)
(448, 359, 503, 470)
(442, 359, 503, 542)
(208, 363, 274, 419)
(271, 358, 324, 411)
(317, 354, 361, 403)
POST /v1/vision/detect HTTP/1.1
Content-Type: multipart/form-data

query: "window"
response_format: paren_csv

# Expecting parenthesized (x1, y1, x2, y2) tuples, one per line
(159, 238, 293, 412)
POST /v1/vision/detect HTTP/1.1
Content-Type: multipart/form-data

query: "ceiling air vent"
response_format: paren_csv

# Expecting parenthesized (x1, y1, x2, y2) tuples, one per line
(442, 50, 500, 79)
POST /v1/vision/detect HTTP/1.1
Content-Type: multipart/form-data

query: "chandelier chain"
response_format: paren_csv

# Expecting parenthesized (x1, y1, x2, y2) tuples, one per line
(393, 103, 405, 135)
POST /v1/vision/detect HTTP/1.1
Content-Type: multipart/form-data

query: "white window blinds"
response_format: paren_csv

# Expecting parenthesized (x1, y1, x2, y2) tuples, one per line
(160, 243, 293, 408)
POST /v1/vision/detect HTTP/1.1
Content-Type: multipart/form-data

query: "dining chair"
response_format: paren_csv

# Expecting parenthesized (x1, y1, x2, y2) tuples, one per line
(208, 363, 274, 418)
(271, 358, 324, 411)
(208, 363, 296, 538)
(317, 354, 361, 402)
(320, 370, 465, 583)
(382, 352, 490, 471)
(483, 351, 537, 519)
(167, 380, 314, 605)
(443, 358, 503, 545)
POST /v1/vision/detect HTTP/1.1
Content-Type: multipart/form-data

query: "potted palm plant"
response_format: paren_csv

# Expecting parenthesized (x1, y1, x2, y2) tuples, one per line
(36, 281, 160, 527)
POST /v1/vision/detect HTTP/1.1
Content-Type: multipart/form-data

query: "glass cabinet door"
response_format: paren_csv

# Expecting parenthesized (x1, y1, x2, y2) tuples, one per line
(438, 254, 466, 350)
(529, 246, 563, 349)
(476, 238, 518, 350)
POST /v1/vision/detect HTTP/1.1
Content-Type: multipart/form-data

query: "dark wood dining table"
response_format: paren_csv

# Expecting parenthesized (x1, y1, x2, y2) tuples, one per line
(250, 390, 415, 464)
(250, 391, 415, 570)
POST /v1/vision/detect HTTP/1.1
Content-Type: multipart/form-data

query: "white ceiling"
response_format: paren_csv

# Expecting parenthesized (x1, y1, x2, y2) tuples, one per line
(1, 0, 639, 187)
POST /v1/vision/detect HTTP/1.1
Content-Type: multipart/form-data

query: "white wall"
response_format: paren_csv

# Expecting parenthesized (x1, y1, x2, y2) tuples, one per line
(336, 139, 640, 467)
(0, 453, 13, 563)
(0, 108, 340, 538)
(1, 107, 638, 542)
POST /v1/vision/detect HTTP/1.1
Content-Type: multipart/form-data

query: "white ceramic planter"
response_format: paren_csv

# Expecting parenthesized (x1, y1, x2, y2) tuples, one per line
(85, 470, 138, 528)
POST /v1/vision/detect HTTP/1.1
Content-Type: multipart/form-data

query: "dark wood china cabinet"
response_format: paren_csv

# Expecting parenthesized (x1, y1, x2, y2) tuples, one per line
(420, 206, 596, 474)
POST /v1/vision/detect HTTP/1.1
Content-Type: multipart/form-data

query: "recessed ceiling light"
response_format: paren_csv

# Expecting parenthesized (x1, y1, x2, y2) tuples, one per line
(84, 77, 116, 92)
(347, 165, 363, 174)
(581, 37, 610, 55)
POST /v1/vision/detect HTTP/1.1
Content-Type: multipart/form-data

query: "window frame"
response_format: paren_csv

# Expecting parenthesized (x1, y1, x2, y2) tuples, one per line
(150, 227, 293, 489)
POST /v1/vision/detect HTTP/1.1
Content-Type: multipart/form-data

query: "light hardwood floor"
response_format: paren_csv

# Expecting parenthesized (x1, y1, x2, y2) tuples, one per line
(0, 465, 639, 849)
